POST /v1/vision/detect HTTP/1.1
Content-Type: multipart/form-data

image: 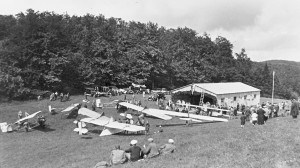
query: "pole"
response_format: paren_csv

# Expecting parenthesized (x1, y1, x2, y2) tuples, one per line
(271, 71, 275, 105)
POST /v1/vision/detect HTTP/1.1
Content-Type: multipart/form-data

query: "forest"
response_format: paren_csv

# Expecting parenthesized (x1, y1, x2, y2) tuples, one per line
(0, 9, 299, 101)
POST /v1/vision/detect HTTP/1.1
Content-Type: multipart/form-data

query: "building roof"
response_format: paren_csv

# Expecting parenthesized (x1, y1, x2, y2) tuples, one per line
(171, 82, 260, 96)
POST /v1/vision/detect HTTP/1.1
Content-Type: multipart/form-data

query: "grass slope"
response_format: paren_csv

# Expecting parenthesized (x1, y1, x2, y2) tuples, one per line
(0, 95, 299, 168)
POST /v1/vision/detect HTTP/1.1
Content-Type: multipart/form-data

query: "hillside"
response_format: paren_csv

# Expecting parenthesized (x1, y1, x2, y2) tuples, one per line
(259, 60, 300, 98)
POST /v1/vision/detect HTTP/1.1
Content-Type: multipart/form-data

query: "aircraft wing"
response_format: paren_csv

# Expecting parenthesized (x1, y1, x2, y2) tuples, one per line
(80, 116, 111, 126)
(179, 118, 202, 122)
(78, 108, 102, 118)
(15, 111, 42, 123)
(119, 102, 172, 120)
(142, 109, 172, 120)
(160, 110, 228, 122)
(118, 102, 144, 111)
(61, 103, 80, 112)
(177, 103, 230, 112)
(105, 122, 145, 132)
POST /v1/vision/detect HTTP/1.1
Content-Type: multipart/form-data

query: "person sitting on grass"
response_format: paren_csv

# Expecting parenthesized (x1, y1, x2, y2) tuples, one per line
(159, 139, 176, 155)
(143, 138, 160, 159)
(109, 145, 127, 165)
(125, 140, 143, 162)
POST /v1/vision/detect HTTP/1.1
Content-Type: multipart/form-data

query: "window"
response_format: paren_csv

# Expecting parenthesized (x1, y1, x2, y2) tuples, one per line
(254, 94, 257, 98)
(233, 97, 237, 101)
(221, 98, 225, 103)
(244, 95, 247, 100)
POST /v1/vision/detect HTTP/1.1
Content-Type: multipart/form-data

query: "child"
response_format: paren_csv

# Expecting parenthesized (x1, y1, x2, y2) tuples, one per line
(240, 112, 246, 128)
(251, 111, 258, 126)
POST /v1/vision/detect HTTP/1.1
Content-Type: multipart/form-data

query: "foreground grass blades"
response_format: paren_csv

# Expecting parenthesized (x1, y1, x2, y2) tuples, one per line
(0, 95, 299, 168)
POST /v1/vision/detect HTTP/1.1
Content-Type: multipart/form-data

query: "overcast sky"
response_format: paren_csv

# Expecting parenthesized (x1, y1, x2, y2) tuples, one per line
(1, 0, 300, 62)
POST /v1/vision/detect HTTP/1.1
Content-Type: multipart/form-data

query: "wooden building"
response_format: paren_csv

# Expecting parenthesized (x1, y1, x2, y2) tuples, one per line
(171, 82, 260, 108)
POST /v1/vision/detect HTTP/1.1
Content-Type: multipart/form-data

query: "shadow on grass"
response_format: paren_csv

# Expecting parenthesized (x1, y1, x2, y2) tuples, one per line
(89, 129, 102, 135)
(81, 136, 93, 139)
(32, 126, 56, 132)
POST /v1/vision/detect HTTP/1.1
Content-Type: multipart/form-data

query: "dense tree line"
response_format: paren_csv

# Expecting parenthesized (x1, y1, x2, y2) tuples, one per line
(0, 9, 298, 100)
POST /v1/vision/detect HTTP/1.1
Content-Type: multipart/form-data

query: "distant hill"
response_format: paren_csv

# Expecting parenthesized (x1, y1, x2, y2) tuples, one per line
(256, 60, 300, 98)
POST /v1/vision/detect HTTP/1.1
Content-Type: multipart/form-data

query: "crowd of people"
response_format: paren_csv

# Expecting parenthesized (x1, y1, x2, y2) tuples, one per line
(239, 99, 299, 128)
(94, 138, 176, 167)
(49, 92, 70, 102)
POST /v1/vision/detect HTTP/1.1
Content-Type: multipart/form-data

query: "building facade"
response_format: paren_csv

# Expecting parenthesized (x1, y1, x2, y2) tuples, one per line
(171, 82, 260, 108)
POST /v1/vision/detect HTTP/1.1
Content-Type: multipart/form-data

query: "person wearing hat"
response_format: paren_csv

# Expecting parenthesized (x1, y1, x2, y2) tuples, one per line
(159, 139, 176, 155)
(125, 140, 142, 162)
(143, 138, 160, 159)
(109, 145, 127, 165)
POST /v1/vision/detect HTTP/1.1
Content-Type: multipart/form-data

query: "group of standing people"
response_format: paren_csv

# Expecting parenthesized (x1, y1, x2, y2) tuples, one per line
(50, 92, 70, 102)
(240, 99, 299, 128)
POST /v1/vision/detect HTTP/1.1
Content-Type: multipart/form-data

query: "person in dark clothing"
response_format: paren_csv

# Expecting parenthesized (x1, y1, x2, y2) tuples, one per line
(144, 120, 150, 135)
(241, 104, 245, 113)
(274, 103, 279, 117)
(125, 140, 143, 162)
(92, 100, 96, 111)
(60, 93, 64, 102)
(240, 112, 246, 128)
(83, 103, 87, 108)
(233, 107, 238, 116)
(245, 107, 251, 121)
(257, 107, 265, 125)
(291, 99, 299, 119)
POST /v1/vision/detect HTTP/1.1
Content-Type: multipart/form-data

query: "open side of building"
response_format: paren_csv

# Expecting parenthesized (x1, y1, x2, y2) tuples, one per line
(171, 82, 261, 108)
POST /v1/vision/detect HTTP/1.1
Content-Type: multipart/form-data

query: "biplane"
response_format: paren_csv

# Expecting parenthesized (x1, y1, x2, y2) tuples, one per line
(15, 111, 42, 124)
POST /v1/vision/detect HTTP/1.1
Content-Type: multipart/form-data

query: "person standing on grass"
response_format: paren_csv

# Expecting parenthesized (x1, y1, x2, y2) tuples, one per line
(257, 106, 265, 125)
(245, 107, 251, 121)
(145, 120, 150, 135)
(251, 111, 258, 125)
(92, 100, 96, 111)
(290, 99, 299, 119)
(240, 112, 246, 128)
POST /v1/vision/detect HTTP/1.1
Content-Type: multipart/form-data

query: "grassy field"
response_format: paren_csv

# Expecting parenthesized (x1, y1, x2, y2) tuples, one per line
(0, 95, 299, 168)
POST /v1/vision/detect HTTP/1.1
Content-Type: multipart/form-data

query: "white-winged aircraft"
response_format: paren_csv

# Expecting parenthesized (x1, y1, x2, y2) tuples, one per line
(119, 102, 172, 120)
(78, 108, 145, 136)
(119, 102, 228, 122)
(176, 103, 230, 118)
(15, 111, 42, 124)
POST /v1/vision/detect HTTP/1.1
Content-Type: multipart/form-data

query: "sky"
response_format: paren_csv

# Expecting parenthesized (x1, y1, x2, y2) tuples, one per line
(1, 0, 300, 62)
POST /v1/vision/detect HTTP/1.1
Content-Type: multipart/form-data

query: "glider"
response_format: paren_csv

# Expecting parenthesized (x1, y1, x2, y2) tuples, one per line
(118, 102, 172, 120)
(177, 103, 230, 118)
(120, 102, 228, 122)
(15, 111, 42, 124)
(179, 118, 202, 122)
(78, 108, 145, 136)
(61, 103, 80, 112)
